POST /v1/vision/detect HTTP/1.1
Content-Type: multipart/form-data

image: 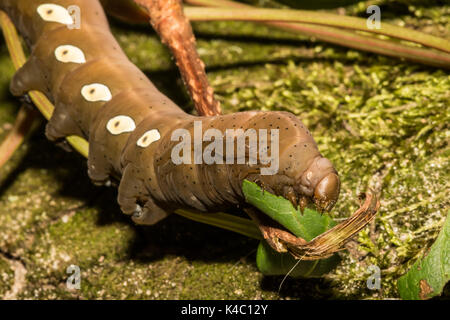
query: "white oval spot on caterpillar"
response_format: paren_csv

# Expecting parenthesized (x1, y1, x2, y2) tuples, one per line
(55, 45, 86, 64)
(106, 116, 136, 135)
(81, 84, 112, 102)
(37, 4, 74, 25)
(137, 129, 161, 148)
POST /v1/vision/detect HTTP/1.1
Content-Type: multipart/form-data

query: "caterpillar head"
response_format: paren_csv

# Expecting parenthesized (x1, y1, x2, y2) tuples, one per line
(244, 112, 340, 213)
(296, 156, 340, 212)
(247, 155, 340, 213)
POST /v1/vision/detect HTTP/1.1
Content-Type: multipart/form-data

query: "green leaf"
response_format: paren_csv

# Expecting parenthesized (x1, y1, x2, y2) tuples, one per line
(397, 211, 450, 300)
(242, 180, 340, 278)
(242, 180, 336, 239)
(256, 241, 341, 278)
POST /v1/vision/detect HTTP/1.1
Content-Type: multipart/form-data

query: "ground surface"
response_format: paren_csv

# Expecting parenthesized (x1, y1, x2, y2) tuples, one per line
(0, 0, 448, 299)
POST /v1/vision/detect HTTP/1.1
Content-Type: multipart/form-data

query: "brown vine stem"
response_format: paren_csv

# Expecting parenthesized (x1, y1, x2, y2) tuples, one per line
(0, 105, 40, 169)
(133, 0, 222, 116)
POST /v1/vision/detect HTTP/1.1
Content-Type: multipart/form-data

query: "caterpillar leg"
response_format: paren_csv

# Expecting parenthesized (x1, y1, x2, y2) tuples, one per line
(132, 198, 170, 226)
(45, 101, 84, 142)
(118, 163, 146, 214)
(10, 55, 47, 97)
(87, 142, 111, 186)
(118, 164, 170, 225)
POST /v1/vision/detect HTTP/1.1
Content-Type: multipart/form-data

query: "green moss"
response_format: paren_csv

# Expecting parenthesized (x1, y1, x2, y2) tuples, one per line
(0, 255, 14, 296)
(0, 0, 448, 299)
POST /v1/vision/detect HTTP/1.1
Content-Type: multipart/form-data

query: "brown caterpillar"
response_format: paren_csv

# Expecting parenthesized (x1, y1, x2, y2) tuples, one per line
(0, 0, 340, 226)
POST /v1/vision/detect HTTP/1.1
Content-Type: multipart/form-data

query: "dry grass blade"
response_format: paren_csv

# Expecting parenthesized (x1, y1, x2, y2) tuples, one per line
(246, 190, 380, 260)
(184, 0, 450, 69)
(285, 191, 380, 260)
